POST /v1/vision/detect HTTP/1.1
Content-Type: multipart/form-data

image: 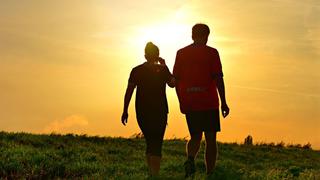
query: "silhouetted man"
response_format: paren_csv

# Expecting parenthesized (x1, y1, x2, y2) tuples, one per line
(173, 24, 229, 177)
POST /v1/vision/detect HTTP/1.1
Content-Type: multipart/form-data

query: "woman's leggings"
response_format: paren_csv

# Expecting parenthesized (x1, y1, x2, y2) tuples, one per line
(137, 113, 167, 157)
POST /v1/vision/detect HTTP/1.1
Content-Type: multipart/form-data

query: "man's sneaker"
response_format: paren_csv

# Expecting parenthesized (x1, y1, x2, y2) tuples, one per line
(184, 159, 196, 178)
(206, 172, 215, 180)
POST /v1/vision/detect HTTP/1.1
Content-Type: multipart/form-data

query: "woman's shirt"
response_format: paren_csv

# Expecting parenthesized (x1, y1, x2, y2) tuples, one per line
(129, 62, 172, 115)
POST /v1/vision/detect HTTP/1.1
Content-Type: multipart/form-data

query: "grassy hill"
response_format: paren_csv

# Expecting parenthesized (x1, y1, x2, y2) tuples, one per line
(0, 131, 319, 179)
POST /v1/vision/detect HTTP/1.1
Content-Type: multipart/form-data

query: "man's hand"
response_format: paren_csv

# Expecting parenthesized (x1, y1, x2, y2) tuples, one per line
(121, 112, 128, 126)
(221, 104, 230, 118)
(158, 57, 166, 65)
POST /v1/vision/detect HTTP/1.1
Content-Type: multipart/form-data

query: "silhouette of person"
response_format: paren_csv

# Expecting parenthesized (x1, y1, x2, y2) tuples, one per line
(121, 42, 175, 176)
(173, 24, 230, 177)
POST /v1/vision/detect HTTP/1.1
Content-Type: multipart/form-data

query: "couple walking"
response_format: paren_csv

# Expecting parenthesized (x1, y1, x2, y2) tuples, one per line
(121, 23, 230, 177)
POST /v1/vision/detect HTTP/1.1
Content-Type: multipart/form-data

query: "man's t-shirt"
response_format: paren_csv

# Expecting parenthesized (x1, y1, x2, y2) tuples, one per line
(129, 62, 172, 115)
(173, 44, 223, 114)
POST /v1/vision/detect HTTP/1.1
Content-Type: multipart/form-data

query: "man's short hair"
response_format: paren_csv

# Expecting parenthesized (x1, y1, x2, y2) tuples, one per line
(192, 24, 210, 38)
(145, 42, 159, 56)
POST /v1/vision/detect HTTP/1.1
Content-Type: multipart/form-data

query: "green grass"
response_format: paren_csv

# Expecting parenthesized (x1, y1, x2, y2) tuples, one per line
(0, 131, 319, 179)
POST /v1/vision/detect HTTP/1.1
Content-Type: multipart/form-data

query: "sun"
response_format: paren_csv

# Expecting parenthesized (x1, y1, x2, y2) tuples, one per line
(135, 23, 190, 47)
(130, 22, 192, 69)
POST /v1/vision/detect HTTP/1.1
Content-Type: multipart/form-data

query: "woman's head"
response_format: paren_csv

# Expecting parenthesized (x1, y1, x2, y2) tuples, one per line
(145, 42, 159, 63)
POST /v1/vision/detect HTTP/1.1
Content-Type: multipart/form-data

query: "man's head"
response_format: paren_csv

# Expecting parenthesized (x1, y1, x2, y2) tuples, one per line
(145, 42, 159, 63)
(192, 23, 210, 44)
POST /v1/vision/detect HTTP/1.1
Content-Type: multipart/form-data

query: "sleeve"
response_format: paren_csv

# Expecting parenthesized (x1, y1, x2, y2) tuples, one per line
(128, 68, 137, 85)
(212, 49, 224, 78)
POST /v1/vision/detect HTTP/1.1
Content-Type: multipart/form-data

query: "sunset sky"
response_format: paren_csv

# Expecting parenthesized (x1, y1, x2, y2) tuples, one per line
(0, 0, 319, 148)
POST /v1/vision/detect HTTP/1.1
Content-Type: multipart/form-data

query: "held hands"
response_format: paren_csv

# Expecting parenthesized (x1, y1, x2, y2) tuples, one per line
(121, 112, 128, 126)
(158, 57, 166, 65)
(221, 103, 230, 118)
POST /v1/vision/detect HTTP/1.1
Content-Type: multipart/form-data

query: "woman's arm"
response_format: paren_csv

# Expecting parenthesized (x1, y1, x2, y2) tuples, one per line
(167, 76, 175, 88)
(159, 58, 175, 88)
(121, 83, 136, 125)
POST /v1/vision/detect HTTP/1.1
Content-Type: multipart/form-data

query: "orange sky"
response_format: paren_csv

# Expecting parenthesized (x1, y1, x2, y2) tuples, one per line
(0, 0, 319, 149)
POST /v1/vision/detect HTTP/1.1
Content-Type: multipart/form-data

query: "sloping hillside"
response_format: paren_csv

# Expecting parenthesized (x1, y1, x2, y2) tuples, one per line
(0, 131, 319, 179)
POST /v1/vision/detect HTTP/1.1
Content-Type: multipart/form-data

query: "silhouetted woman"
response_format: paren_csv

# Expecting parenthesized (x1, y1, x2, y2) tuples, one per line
(121, 42, 175, 176)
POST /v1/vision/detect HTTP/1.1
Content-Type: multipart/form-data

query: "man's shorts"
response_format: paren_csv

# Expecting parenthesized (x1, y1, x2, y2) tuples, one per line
(186, 109, 221, 135)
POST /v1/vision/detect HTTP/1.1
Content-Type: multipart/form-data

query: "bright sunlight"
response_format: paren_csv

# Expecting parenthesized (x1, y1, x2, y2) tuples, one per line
(130, 22, 191, 69)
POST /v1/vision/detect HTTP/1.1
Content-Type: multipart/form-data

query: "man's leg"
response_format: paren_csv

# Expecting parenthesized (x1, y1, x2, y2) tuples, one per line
(187, 132, 203, 158)
(184, 132, 202, 177)
(204, 131, 218, 174)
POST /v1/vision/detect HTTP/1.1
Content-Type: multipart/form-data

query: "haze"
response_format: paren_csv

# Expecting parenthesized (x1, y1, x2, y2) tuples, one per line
(0, 0, 319, 148)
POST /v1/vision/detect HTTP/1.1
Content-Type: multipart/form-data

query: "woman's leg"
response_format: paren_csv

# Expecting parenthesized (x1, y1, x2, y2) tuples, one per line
(147, 114, 167, 176)
(145, 154, 152, 175)
(145, 136, 162, 176)
(138, 113, 167, 176)
(148, 155, 161, 176)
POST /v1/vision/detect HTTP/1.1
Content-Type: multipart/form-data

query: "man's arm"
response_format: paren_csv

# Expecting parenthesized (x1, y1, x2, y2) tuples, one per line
(216, 76, 230, 118)
(121, 83, 135, 125)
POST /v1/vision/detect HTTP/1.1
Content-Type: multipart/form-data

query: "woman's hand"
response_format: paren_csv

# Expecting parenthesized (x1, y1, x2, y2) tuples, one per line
(158, 57, 166, 65)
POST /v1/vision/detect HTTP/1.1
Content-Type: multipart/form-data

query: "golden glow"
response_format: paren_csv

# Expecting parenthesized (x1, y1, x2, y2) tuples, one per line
(0, 1, 319, 149)
(128, 10, 193, 69)
(134, 23, 189, 47)
(132, 22, 190, 68)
